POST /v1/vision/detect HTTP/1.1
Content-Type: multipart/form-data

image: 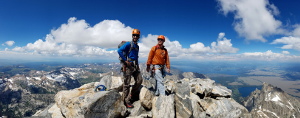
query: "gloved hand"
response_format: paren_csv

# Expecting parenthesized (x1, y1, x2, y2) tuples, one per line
(166, 68, 170, 73)
(146, 66, 150, 72)
(125, 61, 131, 66)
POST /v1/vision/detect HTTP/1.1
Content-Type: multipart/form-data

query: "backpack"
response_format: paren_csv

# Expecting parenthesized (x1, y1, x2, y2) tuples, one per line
(118, 41, 134, 62)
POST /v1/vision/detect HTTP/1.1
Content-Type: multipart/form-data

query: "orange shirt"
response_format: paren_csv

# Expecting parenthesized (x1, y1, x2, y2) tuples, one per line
(146, 45, 170, 69)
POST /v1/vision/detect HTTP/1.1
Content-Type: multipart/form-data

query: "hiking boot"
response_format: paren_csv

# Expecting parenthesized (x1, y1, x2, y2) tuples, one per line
(125, 102, 134, 108)
(130, 94, 139, 102)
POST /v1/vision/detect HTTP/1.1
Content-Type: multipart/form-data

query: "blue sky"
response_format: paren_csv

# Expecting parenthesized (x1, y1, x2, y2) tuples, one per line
(1, 0, 300, 63)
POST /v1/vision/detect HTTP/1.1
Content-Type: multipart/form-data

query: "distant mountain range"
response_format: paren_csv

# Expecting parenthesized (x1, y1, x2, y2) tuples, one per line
(0, 63, 116, 117)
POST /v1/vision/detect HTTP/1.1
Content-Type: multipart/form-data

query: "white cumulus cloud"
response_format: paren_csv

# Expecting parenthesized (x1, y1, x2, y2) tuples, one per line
(271, 36, 300, 51)
(282, 51, 290, 55)
(185, 33, 238, 54)
(211, 33, 239, 53)
(217, 0, 284, 42)
(13, 17, 131, 57)
(50, 17, 132, 48)
(292, 24, 300, 37)
(189, 42, 211, 53)
(3, 41, 15, 46)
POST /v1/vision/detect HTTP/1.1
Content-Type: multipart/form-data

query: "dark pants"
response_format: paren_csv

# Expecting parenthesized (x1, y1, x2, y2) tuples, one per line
(123, 63, 143, 104)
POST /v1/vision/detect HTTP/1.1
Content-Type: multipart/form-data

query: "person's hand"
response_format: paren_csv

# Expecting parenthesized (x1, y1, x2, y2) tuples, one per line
(146, 66, 150, 72)
(125, 61, 131, 65)
(166, 68, 170, 73)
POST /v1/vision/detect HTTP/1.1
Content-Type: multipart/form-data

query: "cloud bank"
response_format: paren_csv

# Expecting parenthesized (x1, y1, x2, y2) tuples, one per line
(241, 50, 298, 61)
(1, 17, 299, 62)
(5, 17, 241, 61)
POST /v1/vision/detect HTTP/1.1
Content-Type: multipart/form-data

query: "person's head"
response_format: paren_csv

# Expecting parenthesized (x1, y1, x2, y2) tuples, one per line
(132, 29, 140, 42)
(157, 35, 165, 45)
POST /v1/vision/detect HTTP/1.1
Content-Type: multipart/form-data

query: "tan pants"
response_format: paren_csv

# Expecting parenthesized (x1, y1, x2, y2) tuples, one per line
(122, 63, 143, 104)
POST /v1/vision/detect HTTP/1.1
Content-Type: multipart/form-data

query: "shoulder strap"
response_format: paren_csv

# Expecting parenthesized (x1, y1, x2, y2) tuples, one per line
(155, 45, 159, 51)
(125, 41, 134, 60)
(155, 45, 166, 51)
(129, 41, 134, 53)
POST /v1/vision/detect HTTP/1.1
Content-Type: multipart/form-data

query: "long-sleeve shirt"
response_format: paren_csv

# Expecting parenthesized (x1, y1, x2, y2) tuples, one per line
(117, 41, 139, 62)
(146, 45, 170, 69)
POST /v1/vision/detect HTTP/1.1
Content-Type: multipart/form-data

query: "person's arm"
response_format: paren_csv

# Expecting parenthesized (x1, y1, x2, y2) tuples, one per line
(146, 46, 155, 72)
(117, 42, 129, 61)
(165, 49, 170, 73)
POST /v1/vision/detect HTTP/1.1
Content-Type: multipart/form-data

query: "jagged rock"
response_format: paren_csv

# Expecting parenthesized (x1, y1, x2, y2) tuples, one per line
(174, 79, 193, 118)
(244, 82, 300, 118)
(95, 75, 123, 91)
(32, 102, 65, 118)
(97, 75, 112, 89)
(203, 97, 250, 117)
(110, 76, 123, 90)
(127, 101, 149, 117)
(48, 103, 64, 118)
(190, 78, 232, 98)
(189, 78, 249, 117)
(141, 74, 155, 89)
(152, 95, 175, 118)
(165, 80, 176, 94)
(54, 83, 126, 118)
(190, 93, 207, 117)
(140, 87, 154, 110)
(32, 103, 56, 118)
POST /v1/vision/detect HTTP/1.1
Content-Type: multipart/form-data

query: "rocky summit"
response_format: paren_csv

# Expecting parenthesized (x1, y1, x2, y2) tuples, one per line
(32, 72, 300, 118)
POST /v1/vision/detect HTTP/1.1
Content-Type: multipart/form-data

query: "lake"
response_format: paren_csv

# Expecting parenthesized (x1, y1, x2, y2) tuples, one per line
(238, 86, 262, 97)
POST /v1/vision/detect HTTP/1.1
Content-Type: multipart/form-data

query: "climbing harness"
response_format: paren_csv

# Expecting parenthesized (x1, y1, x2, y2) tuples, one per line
(150, 65, 165, 78)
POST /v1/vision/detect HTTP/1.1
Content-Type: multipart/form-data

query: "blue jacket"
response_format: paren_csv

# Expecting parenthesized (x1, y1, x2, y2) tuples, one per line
(118, 41, 139, 62)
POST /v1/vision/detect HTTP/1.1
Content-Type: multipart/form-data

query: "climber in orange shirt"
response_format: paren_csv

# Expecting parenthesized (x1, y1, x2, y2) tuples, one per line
(146, 35, 170, 96)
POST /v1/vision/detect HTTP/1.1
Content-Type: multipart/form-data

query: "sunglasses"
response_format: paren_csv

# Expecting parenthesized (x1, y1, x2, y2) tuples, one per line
(132, 34, 140, 37)
(157, 39, 164, 41)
